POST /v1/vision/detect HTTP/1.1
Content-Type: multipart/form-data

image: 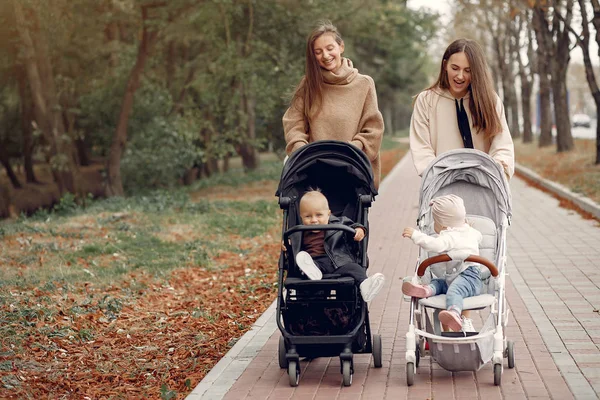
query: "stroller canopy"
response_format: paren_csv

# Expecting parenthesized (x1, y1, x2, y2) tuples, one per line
(418, 149, 512, 227)
(276, 140, 377, 217)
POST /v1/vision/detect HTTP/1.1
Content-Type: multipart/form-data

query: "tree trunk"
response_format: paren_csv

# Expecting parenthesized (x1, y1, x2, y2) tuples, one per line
(578, 0, 600, 163)
(238, 86, 259, 171)
(0, 184, 11, 219)
(75, 138, 91, 166)
(550, 0, 574, 153)
(0, 148, 22, 189)
(507, 17, 521, 138)
(104, 5, 161, 197)
(532, 4, 554, 147)
(12, 0, 75, 193)
(518, 11, 535, 143)
(16, 65, 39, 183)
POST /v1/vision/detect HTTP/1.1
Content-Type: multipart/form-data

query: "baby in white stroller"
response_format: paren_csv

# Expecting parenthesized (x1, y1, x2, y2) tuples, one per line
(403, 148, 514, 387)
(402, 194, 482, 332)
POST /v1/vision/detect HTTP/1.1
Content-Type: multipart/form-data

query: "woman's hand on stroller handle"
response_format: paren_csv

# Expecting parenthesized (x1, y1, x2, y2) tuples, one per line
(416, 254, 498, 277)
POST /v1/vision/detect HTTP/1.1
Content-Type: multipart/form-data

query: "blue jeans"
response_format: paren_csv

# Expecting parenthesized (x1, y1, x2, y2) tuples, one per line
(428, 266, 482, 313)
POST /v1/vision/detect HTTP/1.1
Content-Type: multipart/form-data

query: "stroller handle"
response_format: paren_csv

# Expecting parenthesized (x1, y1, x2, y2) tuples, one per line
(283, 224, 355, 241)
(416, 254, 498, 277)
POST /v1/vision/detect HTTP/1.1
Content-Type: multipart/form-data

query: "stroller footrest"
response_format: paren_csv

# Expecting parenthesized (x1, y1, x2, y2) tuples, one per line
(418, 294, 495, 310)
(284, 276, 355, 289)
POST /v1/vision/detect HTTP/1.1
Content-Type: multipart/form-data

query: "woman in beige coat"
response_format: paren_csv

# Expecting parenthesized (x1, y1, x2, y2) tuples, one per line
(409, 38, 514, 181)
(409, 38, 515, 332)
(283, 21, 384, 189)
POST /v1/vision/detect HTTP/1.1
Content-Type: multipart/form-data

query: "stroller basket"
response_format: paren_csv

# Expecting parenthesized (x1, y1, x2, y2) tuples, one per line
(424, 312, 495, 372)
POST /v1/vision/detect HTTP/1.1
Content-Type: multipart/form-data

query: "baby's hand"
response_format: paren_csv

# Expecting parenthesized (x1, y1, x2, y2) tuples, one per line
(354, 227, 366, 242)
(402, 227, 414, 238)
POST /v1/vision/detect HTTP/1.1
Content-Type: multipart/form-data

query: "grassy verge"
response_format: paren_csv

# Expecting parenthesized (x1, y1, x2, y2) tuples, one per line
(0, 143, 409, 399)
(514, 138, 600, 205)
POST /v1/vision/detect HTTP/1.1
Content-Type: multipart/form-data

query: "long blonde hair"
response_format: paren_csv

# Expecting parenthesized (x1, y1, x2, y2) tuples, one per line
(289, 21, 344, 131)
(427, 38, 502, 140)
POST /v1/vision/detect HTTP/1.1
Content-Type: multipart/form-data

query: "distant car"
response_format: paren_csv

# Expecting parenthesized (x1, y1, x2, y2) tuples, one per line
(572, 113, 592, 128)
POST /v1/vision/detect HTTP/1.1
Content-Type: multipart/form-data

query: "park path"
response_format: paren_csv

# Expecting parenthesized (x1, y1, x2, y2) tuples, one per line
(189, 153, 600, 400)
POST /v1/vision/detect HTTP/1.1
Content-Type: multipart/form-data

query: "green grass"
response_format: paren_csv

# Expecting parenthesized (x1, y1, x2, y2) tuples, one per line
(0, 160, 283, 287)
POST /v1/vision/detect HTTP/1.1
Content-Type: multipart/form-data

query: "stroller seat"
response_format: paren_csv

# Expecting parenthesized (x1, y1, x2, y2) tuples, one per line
(418, 215, 498, 311)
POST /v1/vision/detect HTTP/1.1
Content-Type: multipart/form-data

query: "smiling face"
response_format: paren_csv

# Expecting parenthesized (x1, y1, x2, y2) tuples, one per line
(299, 192, 331, 228)
(313, 33, 344, 73)
(445, 51, 471, 98)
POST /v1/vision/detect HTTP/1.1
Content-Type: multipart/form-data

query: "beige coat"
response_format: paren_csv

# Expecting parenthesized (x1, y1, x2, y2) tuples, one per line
(409, 88, 514, 179)
(283, 58, 384, 188)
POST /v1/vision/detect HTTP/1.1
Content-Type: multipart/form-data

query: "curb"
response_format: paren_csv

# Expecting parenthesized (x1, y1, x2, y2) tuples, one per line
(515, 163, 600, 220)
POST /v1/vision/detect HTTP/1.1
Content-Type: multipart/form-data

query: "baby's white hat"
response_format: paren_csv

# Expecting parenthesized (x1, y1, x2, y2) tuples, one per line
(430, 194, 466, 228)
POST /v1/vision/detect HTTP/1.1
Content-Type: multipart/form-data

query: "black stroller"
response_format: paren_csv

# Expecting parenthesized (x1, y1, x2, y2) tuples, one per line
(275, 140, 383, 387)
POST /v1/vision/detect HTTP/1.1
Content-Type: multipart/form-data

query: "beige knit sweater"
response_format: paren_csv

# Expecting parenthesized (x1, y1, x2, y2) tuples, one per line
(409, 88, 515, 180)
(283, 58, 384, 188)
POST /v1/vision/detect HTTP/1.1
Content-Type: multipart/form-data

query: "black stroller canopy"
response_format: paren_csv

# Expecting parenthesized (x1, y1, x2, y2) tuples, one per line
(276, 140, 378, 199)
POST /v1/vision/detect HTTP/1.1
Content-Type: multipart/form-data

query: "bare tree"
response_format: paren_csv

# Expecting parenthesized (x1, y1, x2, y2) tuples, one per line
(533, 0, 575, 152)
(532, 2, 555, 147)
(568, 0, 600, 163)
(515, 8, 535, 143)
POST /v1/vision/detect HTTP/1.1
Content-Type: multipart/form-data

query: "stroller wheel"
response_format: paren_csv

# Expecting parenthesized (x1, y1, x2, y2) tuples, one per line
(406, 362, 415, 386)
(372, 334, 383, 368)
(278, 336, 288, 369)
(493, 363, 502, 386)
(288, 360, 300, 387)
(342, 360, 353, 386)
(507, 340, 515, 369)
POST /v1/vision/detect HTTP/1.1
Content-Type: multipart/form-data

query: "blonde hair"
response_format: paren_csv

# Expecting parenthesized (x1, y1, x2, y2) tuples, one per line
(299, 188, 329, 210)
(422, 38, 502, 140)
(289, 21, 344, 132)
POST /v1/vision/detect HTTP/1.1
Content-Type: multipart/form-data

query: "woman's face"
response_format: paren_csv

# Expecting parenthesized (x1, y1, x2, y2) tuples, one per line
(313, 33, 344, 73)
(445, 51, 471, 98)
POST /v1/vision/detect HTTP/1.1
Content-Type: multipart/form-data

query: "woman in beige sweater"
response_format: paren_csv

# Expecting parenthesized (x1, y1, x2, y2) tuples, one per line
(409, 38, 514, 181)
(409, 38, 515, 332)
(283, 21, 384, 189)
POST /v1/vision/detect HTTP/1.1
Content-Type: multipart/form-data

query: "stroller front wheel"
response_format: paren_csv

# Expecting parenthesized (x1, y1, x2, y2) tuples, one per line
(372, 334, 382, 368)
(493, 363, 502, 386)
(506, 340, 515, 369)
(288, 360, 300, 387)
(342, 360, 353, 386)
(406, 362, 415, 386)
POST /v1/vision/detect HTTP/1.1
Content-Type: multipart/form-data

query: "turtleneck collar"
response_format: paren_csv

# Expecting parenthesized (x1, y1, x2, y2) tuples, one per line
(322, 58, 358, 85)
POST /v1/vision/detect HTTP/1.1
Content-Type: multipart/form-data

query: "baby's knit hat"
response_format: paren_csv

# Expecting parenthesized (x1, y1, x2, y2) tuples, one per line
(430, 194, 466, 228)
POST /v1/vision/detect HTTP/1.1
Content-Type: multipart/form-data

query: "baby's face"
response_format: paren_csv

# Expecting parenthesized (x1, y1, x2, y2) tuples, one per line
(299, 197, 330, 228)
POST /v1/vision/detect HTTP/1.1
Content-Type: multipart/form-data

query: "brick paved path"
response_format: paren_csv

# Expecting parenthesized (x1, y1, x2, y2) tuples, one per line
(189, 154, 600, 400)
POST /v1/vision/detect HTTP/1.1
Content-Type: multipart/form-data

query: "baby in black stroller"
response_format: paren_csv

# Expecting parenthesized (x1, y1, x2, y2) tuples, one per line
(275, 140, 384, 387)
(292, 189, 385, 301)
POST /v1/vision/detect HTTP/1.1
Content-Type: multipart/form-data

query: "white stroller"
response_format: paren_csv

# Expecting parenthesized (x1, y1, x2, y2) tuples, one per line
(404, 149, 514, 386)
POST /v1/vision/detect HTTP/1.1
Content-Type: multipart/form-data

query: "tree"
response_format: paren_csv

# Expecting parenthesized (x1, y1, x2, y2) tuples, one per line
(11, 0, 80, 195)
(533, 0, 575, 152)
(104, 1, 166, 197)
(532, 1, 555, 147)
(515, 9, 535, 143)
(568, 0, 600, 163)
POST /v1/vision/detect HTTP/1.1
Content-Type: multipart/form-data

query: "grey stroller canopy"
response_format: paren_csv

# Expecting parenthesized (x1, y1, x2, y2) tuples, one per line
(418, 149, 512, 230)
